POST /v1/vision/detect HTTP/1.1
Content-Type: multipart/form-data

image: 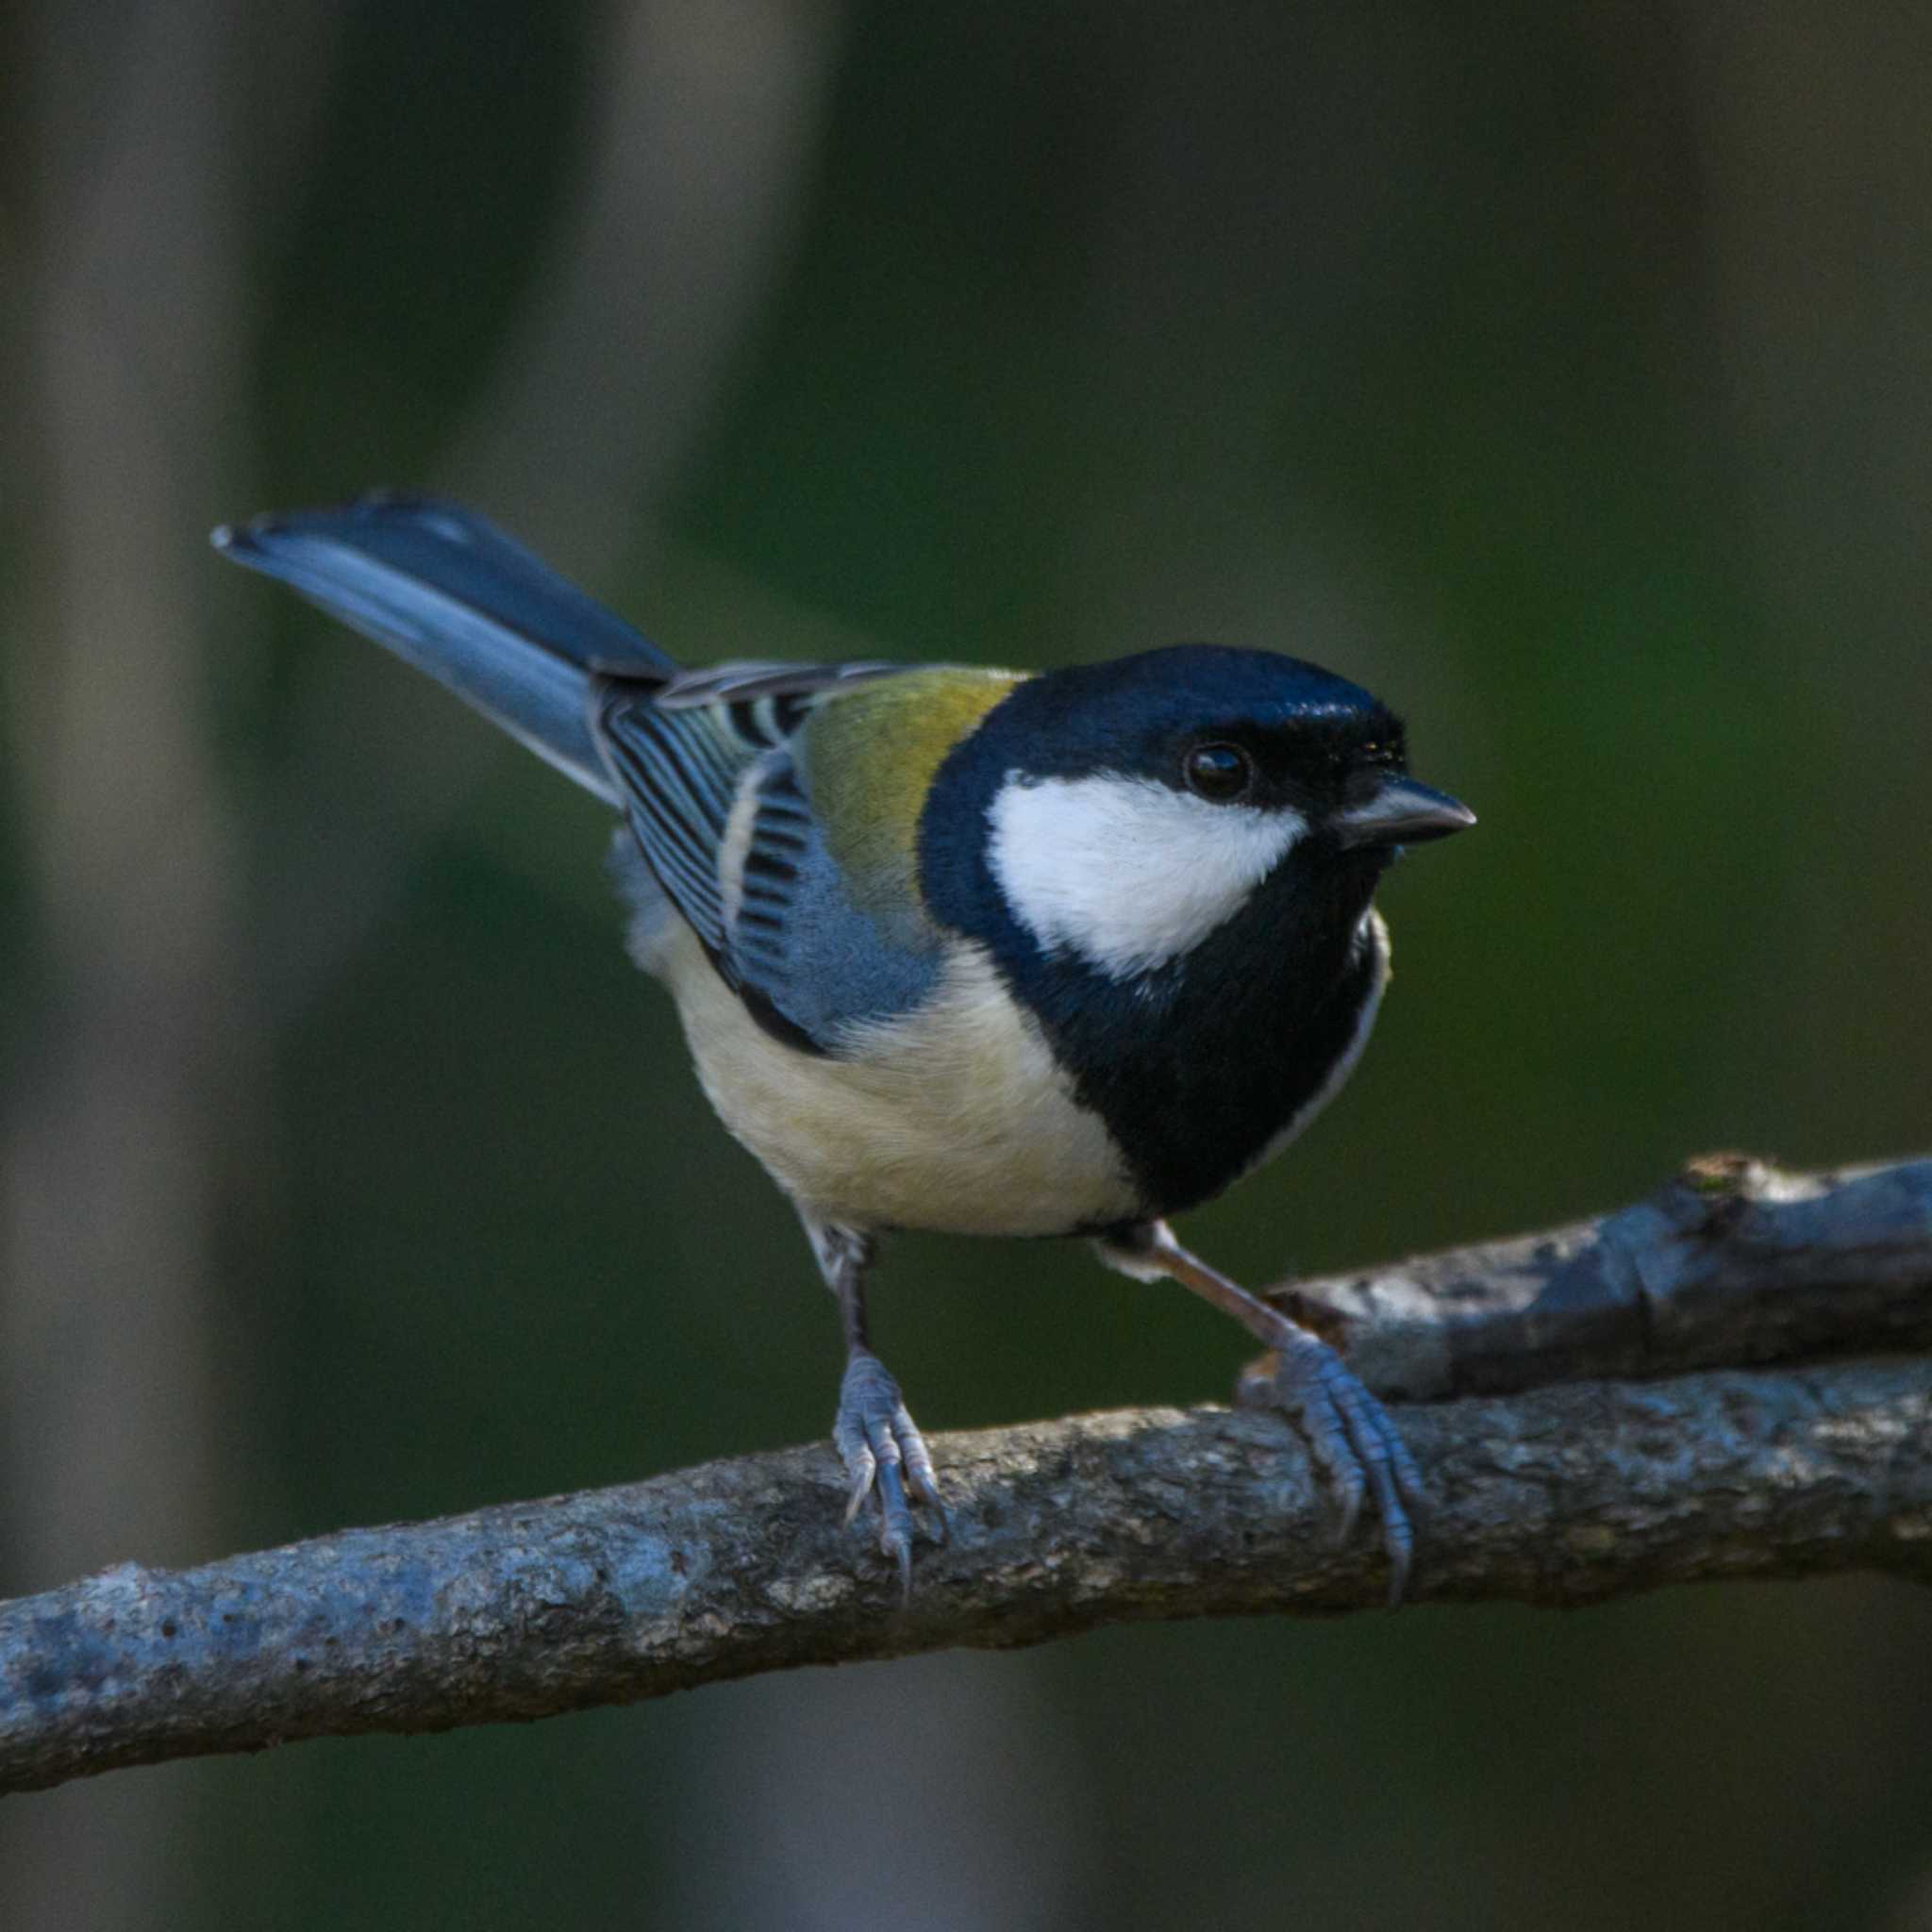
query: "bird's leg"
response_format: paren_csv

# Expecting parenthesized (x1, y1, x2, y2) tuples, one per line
(805, 1215, 947, 1596)
(1094, 1219, 1423, 1607)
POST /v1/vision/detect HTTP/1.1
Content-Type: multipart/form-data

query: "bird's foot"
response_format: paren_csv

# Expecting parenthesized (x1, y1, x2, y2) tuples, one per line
(1237, 1332, 1423, 1607)
(833, 1349, 948, 1597)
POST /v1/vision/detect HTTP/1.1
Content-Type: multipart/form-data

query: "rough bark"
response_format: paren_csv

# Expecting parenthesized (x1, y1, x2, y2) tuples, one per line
(3, 1154, 1927, 1797)
(1278, 1151, 1932, 1396)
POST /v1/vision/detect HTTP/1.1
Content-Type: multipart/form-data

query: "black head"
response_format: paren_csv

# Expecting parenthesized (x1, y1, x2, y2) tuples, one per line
(1001, 643, 1417, 824)
(919, 644, 1471, 964)
(916, 643, 1474, 1219)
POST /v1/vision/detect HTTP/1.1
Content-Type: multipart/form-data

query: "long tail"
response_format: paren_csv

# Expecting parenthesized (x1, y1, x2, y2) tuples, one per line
(212, 493, 675, 801)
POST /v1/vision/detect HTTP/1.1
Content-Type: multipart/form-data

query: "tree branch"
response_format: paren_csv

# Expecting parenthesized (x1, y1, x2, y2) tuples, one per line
(4, 1154, 1928, 1796)
(1274, 1151, 1932, 1395)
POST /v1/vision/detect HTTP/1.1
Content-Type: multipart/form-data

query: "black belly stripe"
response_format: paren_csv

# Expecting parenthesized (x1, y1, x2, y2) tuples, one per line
(1007, 867, 1387, 1220)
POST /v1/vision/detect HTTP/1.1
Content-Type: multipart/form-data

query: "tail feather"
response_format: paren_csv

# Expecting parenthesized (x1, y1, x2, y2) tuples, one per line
(212, 493, 675, 799)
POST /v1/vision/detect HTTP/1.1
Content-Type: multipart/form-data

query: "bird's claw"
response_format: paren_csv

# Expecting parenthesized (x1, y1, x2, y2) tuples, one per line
(1239, 1331, 1423, 1607)
(833, 1349, 947, 1597)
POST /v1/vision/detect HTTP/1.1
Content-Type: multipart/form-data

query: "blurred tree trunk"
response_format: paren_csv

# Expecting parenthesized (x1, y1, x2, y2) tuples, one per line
(0, 2, 851, 1914)
(2, 3, 257, 1924)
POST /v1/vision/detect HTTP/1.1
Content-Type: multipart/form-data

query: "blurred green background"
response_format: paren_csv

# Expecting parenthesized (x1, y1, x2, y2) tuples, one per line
(4, 4, 1930, 1927)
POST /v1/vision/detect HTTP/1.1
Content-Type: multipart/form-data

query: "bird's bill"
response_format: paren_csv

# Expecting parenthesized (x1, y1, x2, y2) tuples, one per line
(1332, 776, 1476, 848)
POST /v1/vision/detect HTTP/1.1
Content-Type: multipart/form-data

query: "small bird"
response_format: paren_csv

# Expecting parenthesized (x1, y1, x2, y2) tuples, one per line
(214, 495, 1474, 1603)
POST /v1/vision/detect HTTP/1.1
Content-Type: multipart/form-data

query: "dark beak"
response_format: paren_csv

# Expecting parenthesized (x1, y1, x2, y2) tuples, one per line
(1333, 776, 1476, 849)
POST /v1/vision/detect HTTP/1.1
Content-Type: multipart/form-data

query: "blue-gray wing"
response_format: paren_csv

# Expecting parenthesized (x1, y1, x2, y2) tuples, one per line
(591, 670, 943, 1055)
(592, 689, 744, 960)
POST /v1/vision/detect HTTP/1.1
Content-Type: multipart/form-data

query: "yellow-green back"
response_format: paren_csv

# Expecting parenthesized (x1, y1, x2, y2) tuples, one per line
(796, 666, 1026, 931)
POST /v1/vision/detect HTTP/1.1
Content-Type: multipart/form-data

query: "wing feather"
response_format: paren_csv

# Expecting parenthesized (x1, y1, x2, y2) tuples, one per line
(590, 662, 954, 1053)
(593, 693, 745, 962)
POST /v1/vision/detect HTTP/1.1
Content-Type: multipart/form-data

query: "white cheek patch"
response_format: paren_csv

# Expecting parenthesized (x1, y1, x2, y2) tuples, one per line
(986, 773, 1307, 979)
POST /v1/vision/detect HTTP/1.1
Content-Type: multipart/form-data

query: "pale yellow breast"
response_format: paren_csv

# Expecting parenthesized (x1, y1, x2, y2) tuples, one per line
(658, 925, 1137, 1237)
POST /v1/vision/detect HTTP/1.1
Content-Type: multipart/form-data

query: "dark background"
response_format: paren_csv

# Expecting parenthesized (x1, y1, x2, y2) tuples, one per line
(4, 5, 1930, 1927)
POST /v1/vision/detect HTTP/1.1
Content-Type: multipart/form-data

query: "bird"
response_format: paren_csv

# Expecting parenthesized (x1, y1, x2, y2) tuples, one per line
(212, 493, 1474, 1604)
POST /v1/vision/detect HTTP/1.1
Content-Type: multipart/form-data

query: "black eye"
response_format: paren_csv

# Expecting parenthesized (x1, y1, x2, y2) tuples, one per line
(1183, 742, 1254, 803)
